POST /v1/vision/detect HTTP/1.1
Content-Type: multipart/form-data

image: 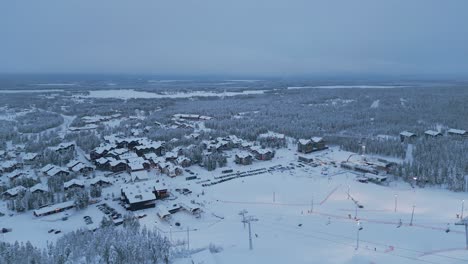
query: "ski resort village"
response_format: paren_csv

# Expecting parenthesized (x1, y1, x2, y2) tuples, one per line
(1, 94, 468, 264)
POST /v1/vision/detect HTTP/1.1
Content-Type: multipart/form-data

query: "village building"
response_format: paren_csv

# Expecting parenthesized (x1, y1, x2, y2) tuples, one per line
(297, 139, 313, 153)
(49, 142, 75, 154)
(30, 183, 48, 194)
(235, 152, 253, 165)
(130, 170, 149, 182)
(134, 141, 165, 156)
(447, 128, 467, 137)
(6, 170, 26, 181)
(22, 153, 39, 164)
(176, 156, 191, 167)
(120, 181, 168, 211)
(399, 131, 417, 142)
(250, 146, 275, 160)
(95, 157, 114, 170)
(104, 148, 128, 159)
(424, 130, 442, 138)
(64, 179, 85, 190)
(70, 163, 94, 174)
(40, 164, 56, 175)
(109, 160, 128, 173)
(33, 200, 75, 217)
(297, 137, 327, 153)
(46, 166, 70, 177)
(127, 157, 150, 172)
(156, 205, 172, 220)
(161, 163, 183, 177)
(118, 151, 139, 161)
(1, 160, 21, 173)
(165, 151, 178, 162)
(89, 176, 112, 187)
(3, 186, 27, 199)
(90, 144, 116, 160)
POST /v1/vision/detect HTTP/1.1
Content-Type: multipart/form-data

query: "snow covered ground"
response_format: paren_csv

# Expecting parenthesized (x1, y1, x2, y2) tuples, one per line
(1, 147, 467, 264)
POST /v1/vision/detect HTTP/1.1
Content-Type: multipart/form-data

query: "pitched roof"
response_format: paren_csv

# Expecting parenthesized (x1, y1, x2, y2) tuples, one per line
(64, 179, 85, 189)
(30, 183, 48, 193)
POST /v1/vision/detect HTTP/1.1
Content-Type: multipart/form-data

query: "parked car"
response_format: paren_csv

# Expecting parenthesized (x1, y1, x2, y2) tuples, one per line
(54, 230, 61, 234)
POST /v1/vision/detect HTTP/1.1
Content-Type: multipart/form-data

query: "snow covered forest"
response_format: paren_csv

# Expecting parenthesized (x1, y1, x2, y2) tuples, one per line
(0, 219, 172, 264)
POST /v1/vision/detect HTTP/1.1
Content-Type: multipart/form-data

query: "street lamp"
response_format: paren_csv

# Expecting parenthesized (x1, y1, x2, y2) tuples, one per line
(462, 200, 465, 219)
(355, 221, 363, 250)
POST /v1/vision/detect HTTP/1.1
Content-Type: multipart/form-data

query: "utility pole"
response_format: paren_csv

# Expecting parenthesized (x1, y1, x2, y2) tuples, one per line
(394, 194, 398, 213)
(347, 185, 350, 200)
(169, 225, 173, 243)
(186, 226, 190, 251)
(354, 203, 358, 219)
(410, 205, 415, 226)
(455, 217, 468, 249)
(239, 209, 248, 229)
(242, 216, 258, 250)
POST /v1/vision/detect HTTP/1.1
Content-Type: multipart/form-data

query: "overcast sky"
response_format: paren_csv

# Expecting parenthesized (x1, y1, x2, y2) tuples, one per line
(1, 0, 468, 78)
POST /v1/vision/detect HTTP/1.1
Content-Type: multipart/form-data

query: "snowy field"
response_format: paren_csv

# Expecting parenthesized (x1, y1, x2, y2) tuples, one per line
(1, 147, 467, 264)
(82, 89, 266, 99)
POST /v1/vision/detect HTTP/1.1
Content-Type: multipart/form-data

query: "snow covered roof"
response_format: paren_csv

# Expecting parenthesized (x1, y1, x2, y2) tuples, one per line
(447, 128, 466, 135)
(119, 152, 139, 161)
(143, 152, 158, 161)
(236, 152, 252, 159)
(49, 142, 75, 152)
(22, 152, 38, 161)
(3, 186, 27, 196)
(106, 148, 128, 156)
(66, 160, 81, 169)
(165, 151, 178, 159)
(424, 130, 442, 136)
(121, 181, 161, 204)
(400, 131, 416, 137)
(40, 164, 56, 173)
(30, 183, 48, 193)
(109, 159, 127, 167)
(176, 156, 190, 163)
(46, 167, 69, 177)
(89, 176, 112, 185)
(71, 163, 87, 172)
(64, 179, 85, 189)
(156, 205, 171, 218)
(311, 137, 324, 143)
(93, 144, 116, 154)
(298, 139, 312, 145)
(33, 200, 75, 216)
(6, 170, 26, 180)
(130, 170, 149, 182)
